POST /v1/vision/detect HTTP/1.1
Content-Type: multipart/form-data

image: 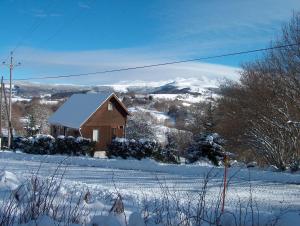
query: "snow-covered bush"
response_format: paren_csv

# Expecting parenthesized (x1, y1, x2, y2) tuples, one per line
(52, 135, 73, 155)
(152, 147, 179, 164)
(53, 136, 92, 156)
(12, 135, 96, 157)
(186, 133, 226, 166)
(165, 130, 193, 161)
(107, 138, 157, 160)
(13, 136, 31, 151)
(76, 136, 96, 157)
(107, 138, 178, 163)
(290, 159, 300, 173)
(24, 135, 55, 155)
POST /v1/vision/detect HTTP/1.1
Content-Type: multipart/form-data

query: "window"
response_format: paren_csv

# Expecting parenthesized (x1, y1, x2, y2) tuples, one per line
(108, 102, 113, 111)
(92, 129, 99, 142)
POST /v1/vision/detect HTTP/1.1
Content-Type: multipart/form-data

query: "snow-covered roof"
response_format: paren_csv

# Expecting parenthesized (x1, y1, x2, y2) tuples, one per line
(48, 92, 115, 129)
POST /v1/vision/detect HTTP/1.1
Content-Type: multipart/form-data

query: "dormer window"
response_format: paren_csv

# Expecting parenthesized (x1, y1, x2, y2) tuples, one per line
(108, 102, 113, 111)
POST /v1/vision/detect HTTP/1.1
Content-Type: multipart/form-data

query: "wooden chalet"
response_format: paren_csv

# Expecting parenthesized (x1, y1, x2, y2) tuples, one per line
(48, 92, 129, 150)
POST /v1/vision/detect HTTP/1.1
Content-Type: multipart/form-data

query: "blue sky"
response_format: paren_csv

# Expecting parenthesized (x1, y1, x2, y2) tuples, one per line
(0, 0, 300, 85)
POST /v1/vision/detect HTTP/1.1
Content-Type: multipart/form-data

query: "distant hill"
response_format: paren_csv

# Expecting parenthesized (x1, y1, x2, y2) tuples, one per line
(12, 77, 221, 100)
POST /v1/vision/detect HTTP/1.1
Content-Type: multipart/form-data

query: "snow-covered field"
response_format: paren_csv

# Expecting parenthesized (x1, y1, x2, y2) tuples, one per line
(128, 107, 171, 123)
(0, 151, 299, 225)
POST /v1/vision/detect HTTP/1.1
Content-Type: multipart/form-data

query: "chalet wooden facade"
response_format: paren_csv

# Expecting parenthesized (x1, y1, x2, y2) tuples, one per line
(48, 93, 129, 150)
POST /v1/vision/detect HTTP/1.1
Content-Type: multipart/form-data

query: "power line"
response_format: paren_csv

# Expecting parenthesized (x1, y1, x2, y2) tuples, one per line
(12, 42, 300, 81)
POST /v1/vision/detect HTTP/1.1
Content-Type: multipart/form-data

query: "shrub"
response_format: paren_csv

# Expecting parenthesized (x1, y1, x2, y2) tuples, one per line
(25, 135, 55, 155)
(107, 138, 179, 163)
(76, 136, 96, 157)
(12, 135, 96, 157)
(152, 147, 179, 164)
(186, 133, 227, 166)
(13, 136, 31, 150)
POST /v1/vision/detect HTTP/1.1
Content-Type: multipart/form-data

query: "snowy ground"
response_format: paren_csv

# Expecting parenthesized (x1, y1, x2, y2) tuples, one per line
(128, 107, 171, 123)
(0, 151, 300, 225)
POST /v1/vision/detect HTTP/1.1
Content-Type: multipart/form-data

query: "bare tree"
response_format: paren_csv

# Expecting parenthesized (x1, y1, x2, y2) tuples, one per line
(126, 110, 156, 140)
(216, 12, 300, 170)
(26, 98, 53, 135)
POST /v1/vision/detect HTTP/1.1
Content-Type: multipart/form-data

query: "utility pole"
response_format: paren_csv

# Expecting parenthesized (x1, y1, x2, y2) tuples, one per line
(2, 52, 21, 149)
(2, 79, 12, 149)
(221, 154, 229, 213)
(0, 76, 2, 150)
(0, 76, 3, 137)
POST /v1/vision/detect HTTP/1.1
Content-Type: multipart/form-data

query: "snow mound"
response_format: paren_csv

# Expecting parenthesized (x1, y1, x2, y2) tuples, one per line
(89, 212, 149, 226)
(0, 170, 20, 191)
(18, 215, 81, 226)
(128, 212, 146, 226)
(89, 214, 122, 226)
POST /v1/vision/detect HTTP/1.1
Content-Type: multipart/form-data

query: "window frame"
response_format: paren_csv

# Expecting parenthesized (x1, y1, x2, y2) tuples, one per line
(92, 129, 99, 142)
(108, 102, 113, 111)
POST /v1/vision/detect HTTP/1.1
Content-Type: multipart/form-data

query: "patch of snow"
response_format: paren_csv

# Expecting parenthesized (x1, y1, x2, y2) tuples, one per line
(108, 80, 172, 92)
(150, 93, 207, 103)
(40, 94, 51, 98)
(128, 107, 171, 123)
(182, 102, 191, 107)
(89, 214, 123, 226)
(18, 215, 78, 226)
(128, 212, 146, 226)
(170, 77, 218, 93)
(0, 170, 20, 191)
(40, 99, 59, 105)
(12, 96, 31, 103)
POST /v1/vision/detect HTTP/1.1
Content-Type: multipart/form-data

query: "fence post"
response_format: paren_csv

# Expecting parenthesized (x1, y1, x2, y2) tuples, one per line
(221, 154, 228, 213)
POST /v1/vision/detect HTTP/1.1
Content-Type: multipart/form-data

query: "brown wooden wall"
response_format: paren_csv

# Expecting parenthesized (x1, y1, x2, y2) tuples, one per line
(80, 96, 127, 150)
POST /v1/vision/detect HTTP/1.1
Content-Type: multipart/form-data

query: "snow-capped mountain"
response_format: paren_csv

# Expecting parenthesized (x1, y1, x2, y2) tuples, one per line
(108, 77, 221, 94)
(12, 77, 222, 98)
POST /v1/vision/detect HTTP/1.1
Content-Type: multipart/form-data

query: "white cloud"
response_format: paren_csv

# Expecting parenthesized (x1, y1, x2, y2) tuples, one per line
(12, 47, 240, 85)
(77, 1, 91, 9)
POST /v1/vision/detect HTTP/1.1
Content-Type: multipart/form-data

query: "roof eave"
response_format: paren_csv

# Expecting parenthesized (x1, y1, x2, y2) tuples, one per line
(48, 121, 80, 130)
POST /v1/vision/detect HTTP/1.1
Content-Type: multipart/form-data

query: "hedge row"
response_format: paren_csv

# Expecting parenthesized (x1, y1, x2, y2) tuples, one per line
(12, 135, 96, 157)
(106, 138, 179, 164)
